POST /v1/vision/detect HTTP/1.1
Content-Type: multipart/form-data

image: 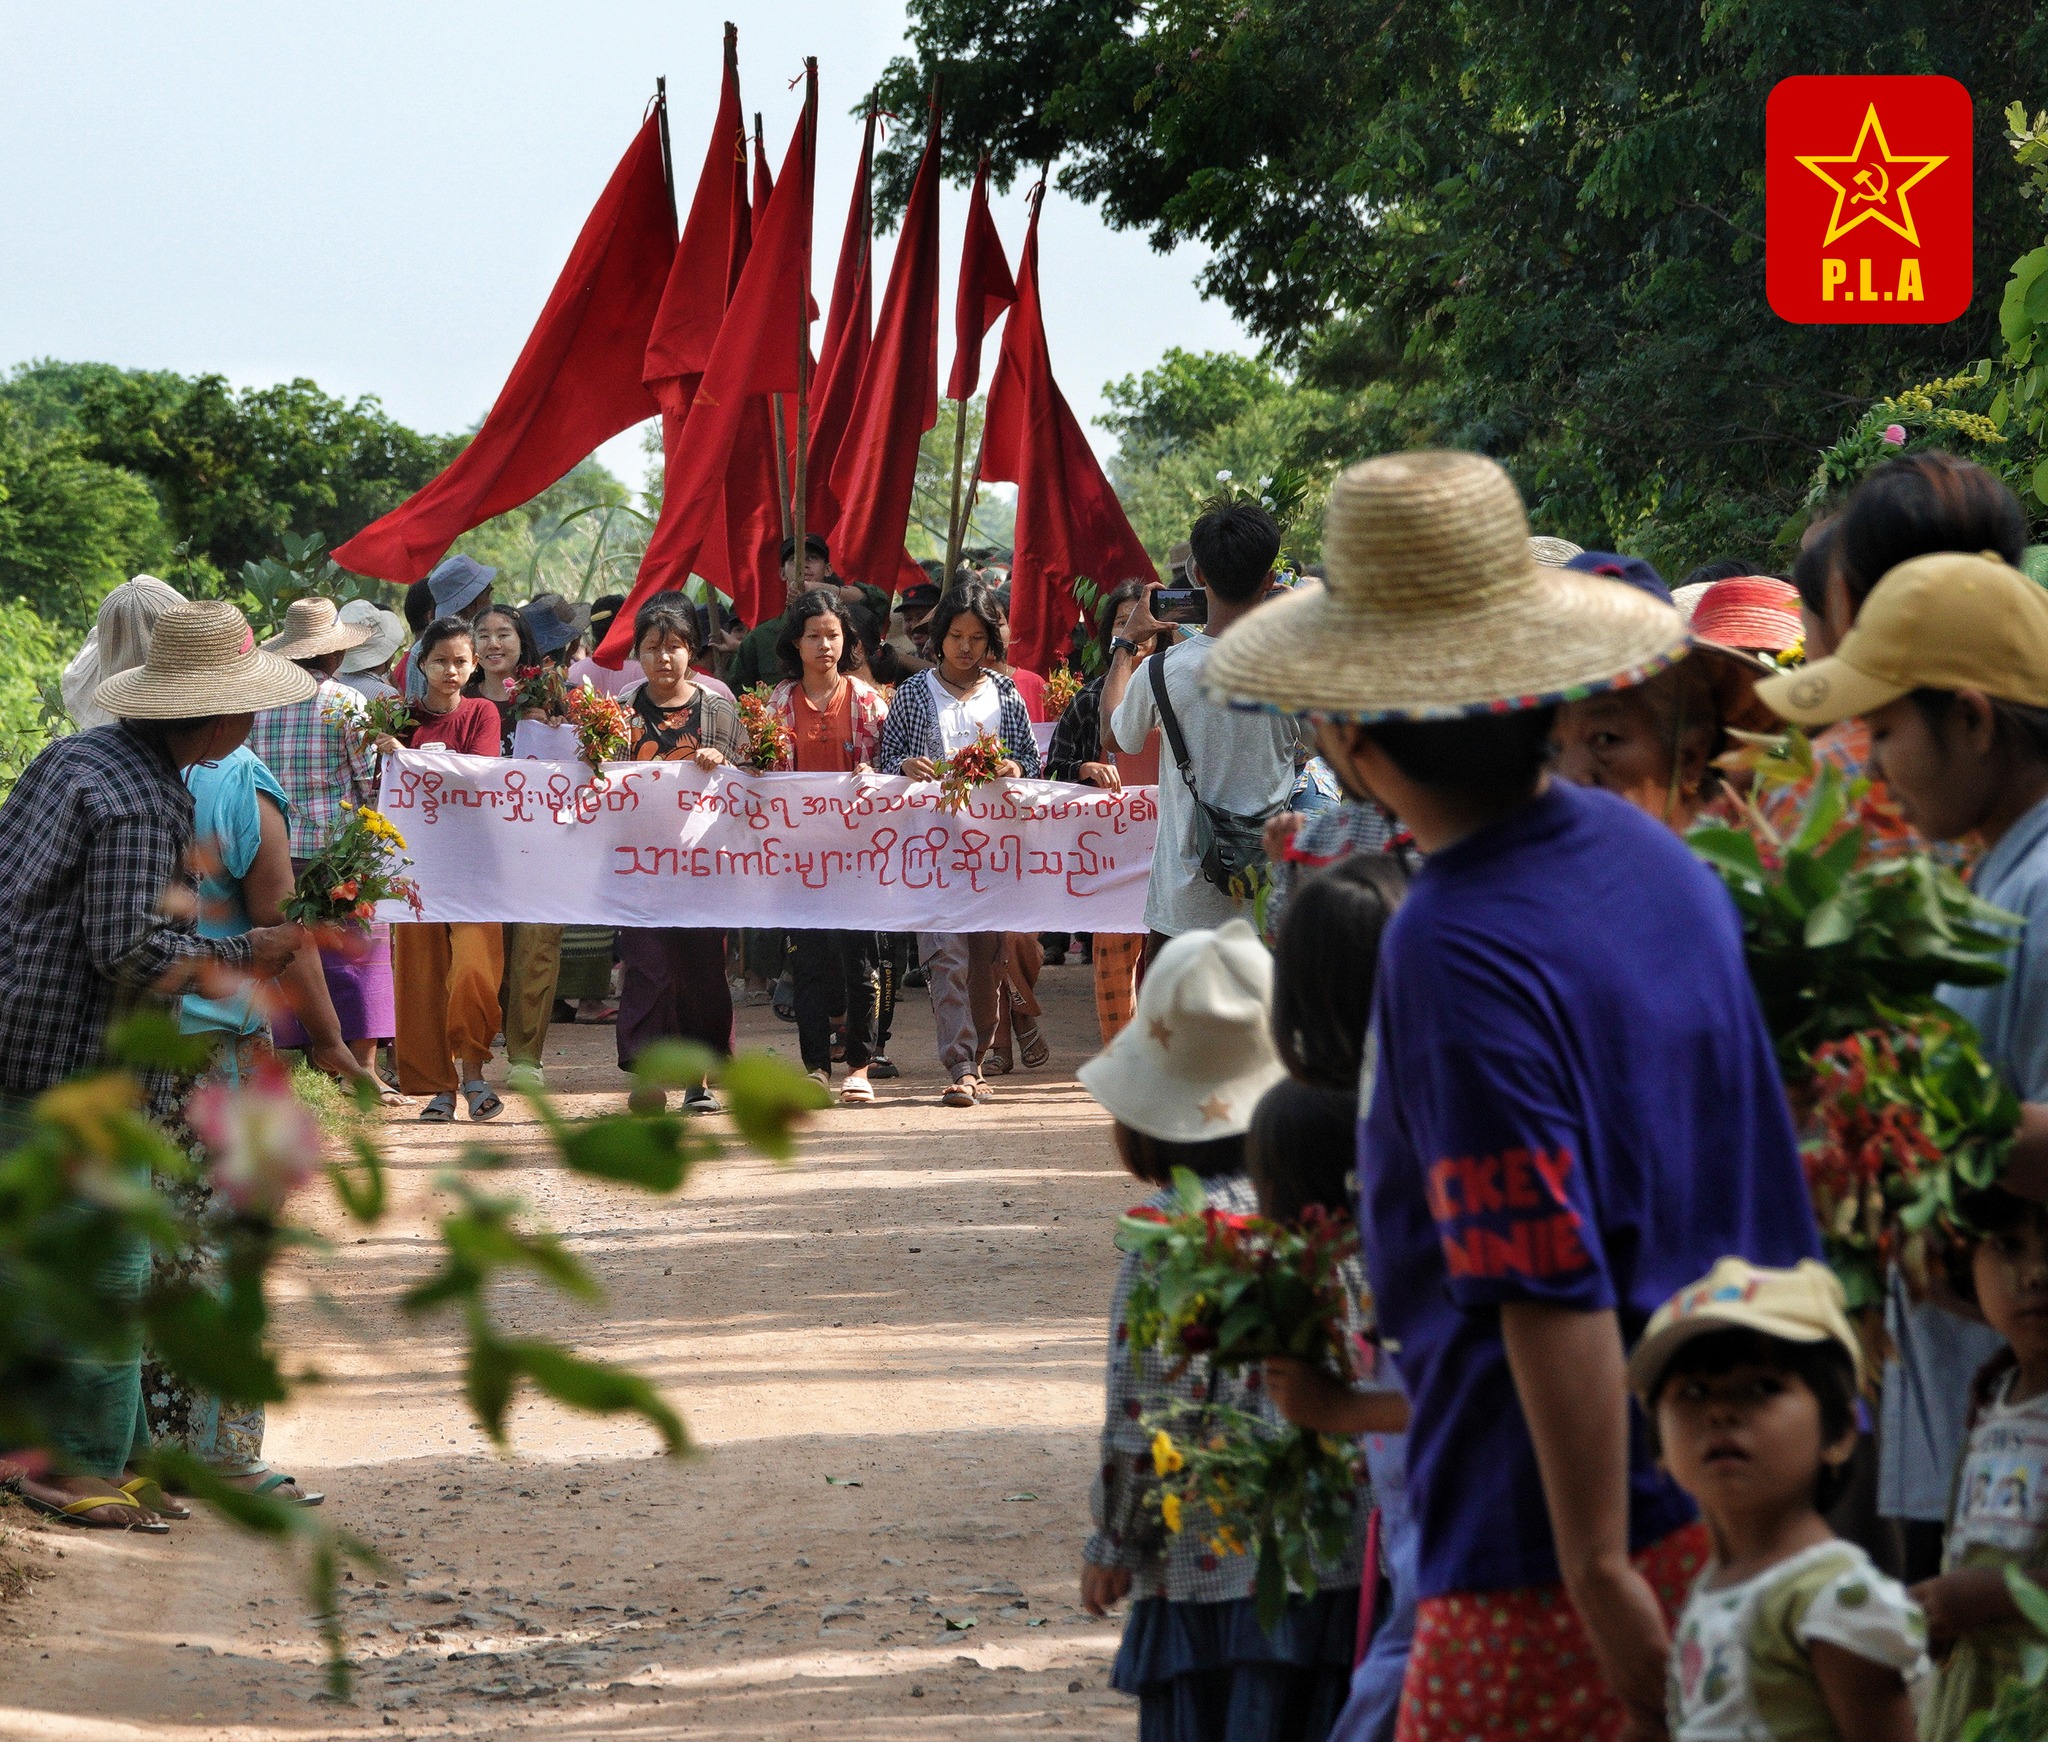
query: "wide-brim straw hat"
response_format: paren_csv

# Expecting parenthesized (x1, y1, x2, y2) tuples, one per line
(95, 600, 317, 719)
(262, 595, 374, 661)
(1204, 451, 1689, 721)
(1075, 919, 1287, 1142)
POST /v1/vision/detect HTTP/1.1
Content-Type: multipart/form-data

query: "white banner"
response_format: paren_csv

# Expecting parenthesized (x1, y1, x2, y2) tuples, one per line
(374, 750, 1157, 931)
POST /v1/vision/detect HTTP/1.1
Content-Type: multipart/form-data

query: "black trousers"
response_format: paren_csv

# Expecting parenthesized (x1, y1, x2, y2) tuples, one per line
(791, 930, 879, 1071)
(873, 932, 912, 1053)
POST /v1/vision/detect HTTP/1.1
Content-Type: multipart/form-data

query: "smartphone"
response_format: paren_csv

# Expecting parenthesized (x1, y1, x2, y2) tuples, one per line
(1152, 585, 1209, 625)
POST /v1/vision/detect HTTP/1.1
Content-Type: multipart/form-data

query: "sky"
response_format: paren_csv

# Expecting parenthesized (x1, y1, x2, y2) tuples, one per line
(0, 0, 1255, 490)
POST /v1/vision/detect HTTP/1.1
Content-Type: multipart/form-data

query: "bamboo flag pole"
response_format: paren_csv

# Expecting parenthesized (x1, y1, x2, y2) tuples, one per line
(654, 77, 677, 227)
(790, 61, 818, 572)
(759, 110, 795, 542)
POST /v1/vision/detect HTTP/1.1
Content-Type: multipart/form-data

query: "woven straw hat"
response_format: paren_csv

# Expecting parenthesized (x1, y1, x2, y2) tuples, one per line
(262, 596, 374, 661)
(1075, 919, 1287, 1142)
(1204, 451, 1689, 720)
(1528, 535, 1584, 568)
(95, 600, 318, 719)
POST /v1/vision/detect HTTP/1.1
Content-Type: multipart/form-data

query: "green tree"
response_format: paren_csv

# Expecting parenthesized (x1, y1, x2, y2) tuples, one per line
(450, 455, 651, 603)
(874, 0, 2048, 571)
(1099, 348, 1283, 462)
(0, 399, 174, 625)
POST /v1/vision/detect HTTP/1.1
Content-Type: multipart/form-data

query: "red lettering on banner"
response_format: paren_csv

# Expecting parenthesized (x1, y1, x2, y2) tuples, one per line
(1427, 1159, 1461, 1220)
(1455, 1154, 1503, 1215)
(1501, 1148, 1538, 1209)
(1438, 1211, 1590, 1282)
(1426, 1143, 1592, 1283)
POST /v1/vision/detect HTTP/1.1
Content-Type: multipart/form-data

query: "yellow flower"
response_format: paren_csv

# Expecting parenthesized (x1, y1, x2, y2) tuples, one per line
(1150, 1430, 1184, 1477)
(1160, 1492, 1183, 1534)
(1209, 1526, 1248, 1558)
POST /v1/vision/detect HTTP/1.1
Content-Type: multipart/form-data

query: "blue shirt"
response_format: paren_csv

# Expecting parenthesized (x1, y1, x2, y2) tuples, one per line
(1358, 780, 1816, 1597)
(181, 748, 291, 1038)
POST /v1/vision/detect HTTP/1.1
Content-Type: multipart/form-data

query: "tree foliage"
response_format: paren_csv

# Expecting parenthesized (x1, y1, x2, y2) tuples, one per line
(875, 0, 2048, 570)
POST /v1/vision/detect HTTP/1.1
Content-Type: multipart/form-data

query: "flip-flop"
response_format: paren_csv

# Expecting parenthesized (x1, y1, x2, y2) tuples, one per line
(120, 1476, 191, 1519)
(942, 1080, 975, 1108)
(971, 1076, 996, 1106)
(419, 1093, 456, 1123)
(461, 1080, 503, 1121)
(22, 1489, 171, 1533)
(243, 1471, 325, 1507)
(839, 1076, 875, 1105)
(1016, 1022, 1051, 1070)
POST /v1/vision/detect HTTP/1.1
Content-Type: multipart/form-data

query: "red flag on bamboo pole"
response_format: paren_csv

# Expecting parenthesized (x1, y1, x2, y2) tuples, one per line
(602, 67, 817, 653)
(335, 113, 674, 582)
(947, 157, 1015, 402)
(825, 100, 941, 598)
(803, 106, 876, 537)
(981, 187, 1157, 674)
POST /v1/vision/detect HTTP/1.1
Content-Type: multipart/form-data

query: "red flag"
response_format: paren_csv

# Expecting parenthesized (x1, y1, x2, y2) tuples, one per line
(803, 107, 876, 537)
(982, 190, 1157, 674)
(947, 157, 1015, 402)
(336, 115, 673, 582)
(603, 69, 816, 655)
(825, 107, 941, 598)
(642, 27, 748, 414)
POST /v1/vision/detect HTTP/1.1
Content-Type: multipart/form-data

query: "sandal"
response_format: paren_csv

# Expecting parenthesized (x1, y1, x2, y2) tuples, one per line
(419, 1092, 456, 1123)
(981, 1051, 1013, 1076)
(461, 1080, 503, 1121)
(22, 1487, 170, 1533)
(237, 1470, 325, 1507)
(119, 1476, 191, 1519)
(970, 1076, 996, 1105)
(942, 1080, 975, 1108)
(1015, 1021, 1050, 1070)
(839, 1075, 875, 1105)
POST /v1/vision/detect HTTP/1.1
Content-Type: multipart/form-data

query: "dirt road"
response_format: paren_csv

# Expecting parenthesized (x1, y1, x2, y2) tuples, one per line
(1, 962, 1140, 1739)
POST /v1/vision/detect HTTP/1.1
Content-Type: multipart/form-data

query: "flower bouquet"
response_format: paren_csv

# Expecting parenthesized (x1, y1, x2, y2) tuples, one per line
(737, 685, 791, 771)
(510, 663, 567, 720)
(282, 801, 421, 934)
(1146, 1408, 1364, 1630)
(1044, 667, 1083, 718)
(345, 692, 413, 750)
(1118, 1169, 1366, 1627)
(1804, 1012, 2020, 1307)
(932, 728, 1009, 813)
(1116, 1169, 1359, 1375)
(563, 680, 632, 781)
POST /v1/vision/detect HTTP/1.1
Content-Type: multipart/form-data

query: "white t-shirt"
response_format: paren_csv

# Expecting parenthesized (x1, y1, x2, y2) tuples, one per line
(1108, 633, 1299, 936)
(1668, 1539, 1928, 1739)
(1945, 1369, 2048, 1566)
(923, 667, 1002, 755)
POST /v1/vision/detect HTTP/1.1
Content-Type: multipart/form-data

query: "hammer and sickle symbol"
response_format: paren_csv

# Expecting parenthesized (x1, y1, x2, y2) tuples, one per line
(1852, 164, 1889, 205)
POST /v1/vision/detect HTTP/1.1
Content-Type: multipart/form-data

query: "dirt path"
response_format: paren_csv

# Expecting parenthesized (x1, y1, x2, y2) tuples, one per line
(1, 961, 1139, 1739)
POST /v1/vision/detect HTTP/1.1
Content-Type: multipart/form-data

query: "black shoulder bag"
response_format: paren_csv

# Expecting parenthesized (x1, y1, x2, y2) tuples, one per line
(1147, 650, 1278, 902)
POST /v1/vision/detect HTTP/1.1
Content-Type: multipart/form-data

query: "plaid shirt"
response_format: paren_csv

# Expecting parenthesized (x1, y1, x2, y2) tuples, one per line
(247, 679, 378, 856)
(0, 724, 254, 1098)
(1044, 673, 1107, 781)
(1084, 1174, 1372, 1603)
(875, 668, 1041, 777)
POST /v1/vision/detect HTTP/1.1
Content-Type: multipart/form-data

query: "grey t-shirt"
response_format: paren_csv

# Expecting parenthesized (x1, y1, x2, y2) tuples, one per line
(1109, 632, 1298, 937)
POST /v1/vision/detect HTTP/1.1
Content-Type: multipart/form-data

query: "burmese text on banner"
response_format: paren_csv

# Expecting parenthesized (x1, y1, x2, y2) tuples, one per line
(374, 750, 1156, 931)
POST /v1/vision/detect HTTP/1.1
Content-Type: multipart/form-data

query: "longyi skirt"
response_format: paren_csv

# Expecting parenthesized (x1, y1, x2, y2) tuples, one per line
(1114, 1588, 1359, 1742)
(272, 922, 395, 1046)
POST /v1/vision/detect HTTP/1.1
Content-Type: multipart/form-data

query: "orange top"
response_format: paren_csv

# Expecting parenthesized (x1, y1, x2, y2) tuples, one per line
(790, 680, 857, 773)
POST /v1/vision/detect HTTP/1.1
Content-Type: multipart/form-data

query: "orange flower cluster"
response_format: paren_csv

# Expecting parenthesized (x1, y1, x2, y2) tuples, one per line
(1044, 667, 1083, 718)
(564, 681, 632, 778)
(934, 729, 1007, 812)
(737, 686, 791, 771)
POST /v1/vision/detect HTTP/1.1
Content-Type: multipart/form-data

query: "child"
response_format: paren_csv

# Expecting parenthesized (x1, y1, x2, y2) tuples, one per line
(1260, 856, 1413, 1742)
(1078, 920, 1362, 1735)
(375, 617, 505, 1120)
(1914, 1190, 2048, 1740)
(1632, 1257, 1928, 1740)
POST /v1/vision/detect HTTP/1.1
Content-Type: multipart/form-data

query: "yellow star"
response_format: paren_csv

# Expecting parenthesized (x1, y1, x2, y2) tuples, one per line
(1197, 1094, 1231, 1125)
(1796, 103, 1947, 248)
(1149, 1018, 1173, 1050)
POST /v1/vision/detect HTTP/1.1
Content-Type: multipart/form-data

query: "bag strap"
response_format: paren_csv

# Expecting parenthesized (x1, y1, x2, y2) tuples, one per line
(1147, 650, 1202, 802)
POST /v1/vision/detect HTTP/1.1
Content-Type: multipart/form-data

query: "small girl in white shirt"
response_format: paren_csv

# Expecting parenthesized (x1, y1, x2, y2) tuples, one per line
(1630, 1257, 1928, 1741)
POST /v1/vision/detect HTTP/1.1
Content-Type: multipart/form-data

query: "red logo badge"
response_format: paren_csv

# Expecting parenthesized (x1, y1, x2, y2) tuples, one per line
(1766, 76, 1973, 324)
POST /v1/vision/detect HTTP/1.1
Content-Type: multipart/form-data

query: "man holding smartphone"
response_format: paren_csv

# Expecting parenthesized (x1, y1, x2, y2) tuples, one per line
(1103, 501, 1302, 962)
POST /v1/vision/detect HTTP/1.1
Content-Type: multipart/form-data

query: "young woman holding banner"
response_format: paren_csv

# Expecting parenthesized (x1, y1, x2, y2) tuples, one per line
(617, 592, 748, 1116)
(767, 590, 891, 1105)
(875, 584, 1041, 1107)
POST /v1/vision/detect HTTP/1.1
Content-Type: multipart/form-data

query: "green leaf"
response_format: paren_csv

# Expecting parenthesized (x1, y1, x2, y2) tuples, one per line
(2008, 1565, 2048, 1637)
(512, 1341, 688, 1455)
(1253, 1529, 1289, 1634)
(1173, 1167, 1208, 1216)
(326, 1136, 385, 1223)
(631, 1039, 720, 1092)
(104, 1011, 217, 1075)
(2034, 456, 2048, 507)
(718, 1049, 830, 1160)
(556, 1114, 699, 1192)
(1686, 825, 1764, 882)
(465, 1333, 519, 1441)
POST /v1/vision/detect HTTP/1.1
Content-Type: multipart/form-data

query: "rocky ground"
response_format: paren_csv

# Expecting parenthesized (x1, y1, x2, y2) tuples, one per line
(0, 960, 1141, 1740)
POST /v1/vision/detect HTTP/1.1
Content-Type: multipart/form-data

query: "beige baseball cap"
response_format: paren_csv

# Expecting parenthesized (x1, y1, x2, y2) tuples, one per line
(1758, 550, 2048, 727)
(1628, 1256, 1863, 1403)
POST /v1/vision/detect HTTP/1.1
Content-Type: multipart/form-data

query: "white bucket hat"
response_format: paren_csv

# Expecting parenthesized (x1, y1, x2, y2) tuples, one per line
(1076, 919, 1287, 1142)
(95, 600, 316, 719)
(337, 599, 407, 672)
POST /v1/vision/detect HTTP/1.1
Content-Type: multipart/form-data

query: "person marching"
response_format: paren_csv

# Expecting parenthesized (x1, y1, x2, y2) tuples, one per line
(876, 583, 1041, 1106)
(766, 590, 891, 1105)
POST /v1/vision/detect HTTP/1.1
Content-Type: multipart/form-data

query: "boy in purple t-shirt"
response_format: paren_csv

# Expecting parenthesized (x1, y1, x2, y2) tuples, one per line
(1203, 450, 1816, 1742)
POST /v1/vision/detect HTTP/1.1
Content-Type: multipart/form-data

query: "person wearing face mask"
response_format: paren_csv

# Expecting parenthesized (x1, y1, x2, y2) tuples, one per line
(875, 584, 1040, 1107)
(0, 600, 310, 1534)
